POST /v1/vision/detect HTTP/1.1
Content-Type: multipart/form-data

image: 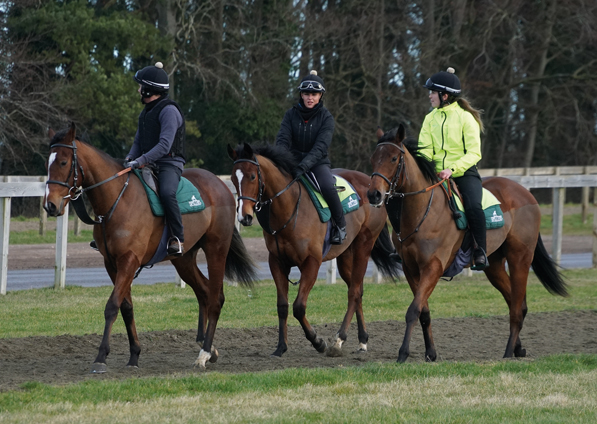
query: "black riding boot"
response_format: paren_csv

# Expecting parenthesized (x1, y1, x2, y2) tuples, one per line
(468, 208, 488, 270)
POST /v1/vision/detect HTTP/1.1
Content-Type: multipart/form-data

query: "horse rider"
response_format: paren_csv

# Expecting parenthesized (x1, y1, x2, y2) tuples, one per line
(418, 67, 488, 270)
(275, 70, 346, 244)
(124, 61, 187, 257)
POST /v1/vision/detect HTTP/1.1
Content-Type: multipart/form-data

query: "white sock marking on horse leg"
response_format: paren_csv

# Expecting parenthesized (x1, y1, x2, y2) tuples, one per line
(194, 349, 211, 368)
(358, 343, 367, 351)
(235, 169, 244, 221)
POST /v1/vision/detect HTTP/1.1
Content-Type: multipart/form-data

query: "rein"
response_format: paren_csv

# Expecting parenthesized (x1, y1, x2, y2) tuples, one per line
(234, 156, 302, 263)
(371, 141, 447, 242)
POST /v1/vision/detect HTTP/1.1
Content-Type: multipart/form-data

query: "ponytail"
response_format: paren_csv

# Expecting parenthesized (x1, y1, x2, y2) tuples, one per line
(457, 97, 484, 133)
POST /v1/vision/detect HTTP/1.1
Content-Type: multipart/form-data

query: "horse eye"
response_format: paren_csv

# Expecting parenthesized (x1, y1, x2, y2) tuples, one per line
(61, 160, 68, 166)
(391, 156, 398, 163)
(250, 174, 256, 181)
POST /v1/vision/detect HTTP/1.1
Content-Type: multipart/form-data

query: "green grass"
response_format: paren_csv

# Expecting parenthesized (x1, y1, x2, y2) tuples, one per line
(0, 356, 596, 422)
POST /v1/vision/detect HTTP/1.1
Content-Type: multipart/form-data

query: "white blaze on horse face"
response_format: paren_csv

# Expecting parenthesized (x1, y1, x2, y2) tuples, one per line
(235, 169, 245, 221)
(44, 152, 57, 205)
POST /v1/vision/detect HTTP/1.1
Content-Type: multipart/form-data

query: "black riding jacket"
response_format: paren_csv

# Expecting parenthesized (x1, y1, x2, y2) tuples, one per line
(275, 102, 335, 171)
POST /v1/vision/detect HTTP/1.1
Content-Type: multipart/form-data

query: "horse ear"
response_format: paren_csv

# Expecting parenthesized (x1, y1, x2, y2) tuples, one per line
(396, 124, 406, 143)
(243, 143, 254, 158)
(227, 144, 237, 161)
(376, 127, 384, 140)
(66, 122, 76, 142)
(48, 128, 55, 139)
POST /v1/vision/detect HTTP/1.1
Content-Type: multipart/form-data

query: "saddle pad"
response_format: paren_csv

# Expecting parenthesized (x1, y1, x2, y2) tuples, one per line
(133, 170, 206, 216)
(447, 183, 504, 230)
(300, 175, 360, 223)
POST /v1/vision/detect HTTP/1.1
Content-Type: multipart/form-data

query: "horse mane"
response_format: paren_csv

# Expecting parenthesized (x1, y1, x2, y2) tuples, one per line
(50, 128, 123, 166)
(378, 128, 439, 184)
(236, 143, 298, 177)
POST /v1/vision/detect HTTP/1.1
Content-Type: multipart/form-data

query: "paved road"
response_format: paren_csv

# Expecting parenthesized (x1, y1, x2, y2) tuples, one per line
(5, 253, 592, 292)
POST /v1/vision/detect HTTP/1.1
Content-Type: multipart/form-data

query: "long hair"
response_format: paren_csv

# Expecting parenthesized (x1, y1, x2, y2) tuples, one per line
(447, 96, 484, 133)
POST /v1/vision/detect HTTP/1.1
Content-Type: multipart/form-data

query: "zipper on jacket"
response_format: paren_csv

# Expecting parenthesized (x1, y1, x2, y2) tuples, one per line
(462, 134, 467, 154)
(440, 111, 447, 171)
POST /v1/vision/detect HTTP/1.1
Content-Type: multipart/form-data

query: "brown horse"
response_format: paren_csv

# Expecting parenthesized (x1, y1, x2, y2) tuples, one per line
(228, 143, 401, 357)
(44, 123, 257, 371)
(367, 126, 568, 363)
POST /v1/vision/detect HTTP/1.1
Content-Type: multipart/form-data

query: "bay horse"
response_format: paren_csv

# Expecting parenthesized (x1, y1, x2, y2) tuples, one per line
(44, 123, 257, 371)
(367, 126, 568, 363)
(228, 143, 401, 357)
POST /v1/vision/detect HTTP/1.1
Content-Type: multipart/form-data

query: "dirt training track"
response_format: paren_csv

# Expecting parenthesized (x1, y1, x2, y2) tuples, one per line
(1, 310, 596, 391)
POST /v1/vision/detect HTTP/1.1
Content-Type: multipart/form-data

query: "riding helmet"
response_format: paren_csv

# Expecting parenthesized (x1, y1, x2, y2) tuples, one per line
(423, 67, 461, 95)
(297, 70, 326, 93)
(134, 62, 169, 98)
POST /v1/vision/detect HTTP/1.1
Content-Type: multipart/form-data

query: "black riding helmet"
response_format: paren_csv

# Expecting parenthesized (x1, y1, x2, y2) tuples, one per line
(424, 67, 461, 95)
(297, 70, 326, 93)
(134, 62, 169, 98)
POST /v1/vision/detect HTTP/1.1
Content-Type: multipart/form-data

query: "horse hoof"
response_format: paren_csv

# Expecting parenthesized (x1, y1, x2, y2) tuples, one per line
(425, 354, 437, 362)
(90, 362, 107, 374)
(325, 345, 343, 357)
(193, 349, 211, 369)
(355, 343, 368, 353)
(515, 348, 527, 358)
(209, 347, 219, 363)
(125, 365, 139, 371)
(313, 338, 327, 353)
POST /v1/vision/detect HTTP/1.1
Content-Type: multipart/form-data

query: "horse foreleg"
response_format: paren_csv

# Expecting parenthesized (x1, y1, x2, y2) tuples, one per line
(484, 255, 528, 358)
(92, 257, 138, 373)
(502, 259, 531, 358)
(419, 301, 436, 361)
(269, 254, 290, 357)
(398, 264, 441, 363)
(294, 256, 327, 353)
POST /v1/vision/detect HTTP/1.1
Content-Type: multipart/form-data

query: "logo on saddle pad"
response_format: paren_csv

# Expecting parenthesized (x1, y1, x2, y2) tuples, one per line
(189, 195, 202, 208)
(347, 195, 358, 209)
(490, 210, 503, 223)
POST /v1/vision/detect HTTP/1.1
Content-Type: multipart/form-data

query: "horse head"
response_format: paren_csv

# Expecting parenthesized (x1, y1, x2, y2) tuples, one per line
(44, 122, 82, 216)
(367, 124, 406, 207)
(228, 142, 261, 226)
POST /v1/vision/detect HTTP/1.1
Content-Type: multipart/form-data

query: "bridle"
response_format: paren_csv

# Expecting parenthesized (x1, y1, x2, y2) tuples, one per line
(370, 142, 408, 201)
(46, 139, 131, 226)
(370, 141, 447, 242)
(233, 155, 302, 236)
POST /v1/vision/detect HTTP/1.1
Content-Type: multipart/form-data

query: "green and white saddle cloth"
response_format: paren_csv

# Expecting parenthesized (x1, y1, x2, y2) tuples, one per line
(447, 183, 504, 230)
(300, 175, 360, 223)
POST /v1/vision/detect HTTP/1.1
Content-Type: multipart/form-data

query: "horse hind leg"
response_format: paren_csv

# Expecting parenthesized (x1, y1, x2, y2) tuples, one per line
(326, 248, 370, 357)
(173, 254, 223, 369)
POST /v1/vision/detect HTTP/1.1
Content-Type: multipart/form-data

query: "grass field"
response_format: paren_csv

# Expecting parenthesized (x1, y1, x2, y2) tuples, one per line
(1, 270, 596, 422)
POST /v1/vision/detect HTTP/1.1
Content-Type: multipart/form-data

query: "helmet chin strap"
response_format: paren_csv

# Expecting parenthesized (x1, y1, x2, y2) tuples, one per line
(438, 92, 451, 108)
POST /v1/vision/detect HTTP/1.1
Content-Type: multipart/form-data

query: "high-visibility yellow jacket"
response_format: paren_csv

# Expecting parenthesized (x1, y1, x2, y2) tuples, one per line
(418, 101, 481, 178)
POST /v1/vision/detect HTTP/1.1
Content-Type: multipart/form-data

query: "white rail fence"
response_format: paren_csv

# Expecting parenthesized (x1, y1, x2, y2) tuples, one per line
(2, 168, 597, 294)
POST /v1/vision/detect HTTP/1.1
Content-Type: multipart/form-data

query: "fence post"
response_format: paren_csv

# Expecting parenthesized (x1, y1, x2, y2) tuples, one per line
(54, 204, 69, 290)
(326, 259, 337, 284)
(0, 196, 11, 295)
(552, 187, 565, 265)
(39, 176, 47, 236)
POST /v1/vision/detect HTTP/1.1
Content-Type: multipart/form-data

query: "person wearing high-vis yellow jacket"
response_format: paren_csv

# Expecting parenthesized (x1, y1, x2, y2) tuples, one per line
(418, 67, 488, 270)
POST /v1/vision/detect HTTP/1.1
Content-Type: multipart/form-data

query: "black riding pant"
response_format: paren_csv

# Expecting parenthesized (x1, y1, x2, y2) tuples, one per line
(157, 163, 184, 242)
(453, 167, 485, 251)
(311, 164, 346, 228)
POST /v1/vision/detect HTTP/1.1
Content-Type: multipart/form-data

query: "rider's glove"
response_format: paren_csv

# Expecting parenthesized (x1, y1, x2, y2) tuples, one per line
(125, 160, 140, 169)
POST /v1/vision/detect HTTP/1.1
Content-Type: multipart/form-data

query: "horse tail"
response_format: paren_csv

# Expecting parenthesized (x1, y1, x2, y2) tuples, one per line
(225, 227, 258, 288)
(531, 233, 568, 297)
(370, 223, 402, 281)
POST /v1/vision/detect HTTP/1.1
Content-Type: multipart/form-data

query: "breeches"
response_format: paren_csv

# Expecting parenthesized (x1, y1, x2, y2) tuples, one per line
(453, 173, 485, 250)
(157, 164, 184, 241)
(311, 164, 346, 227)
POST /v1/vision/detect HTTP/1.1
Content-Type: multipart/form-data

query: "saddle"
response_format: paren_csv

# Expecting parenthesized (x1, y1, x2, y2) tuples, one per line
(132, 168, 205, 216)
(299, 172, 360, 223)
(441, 180, 504, 231)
